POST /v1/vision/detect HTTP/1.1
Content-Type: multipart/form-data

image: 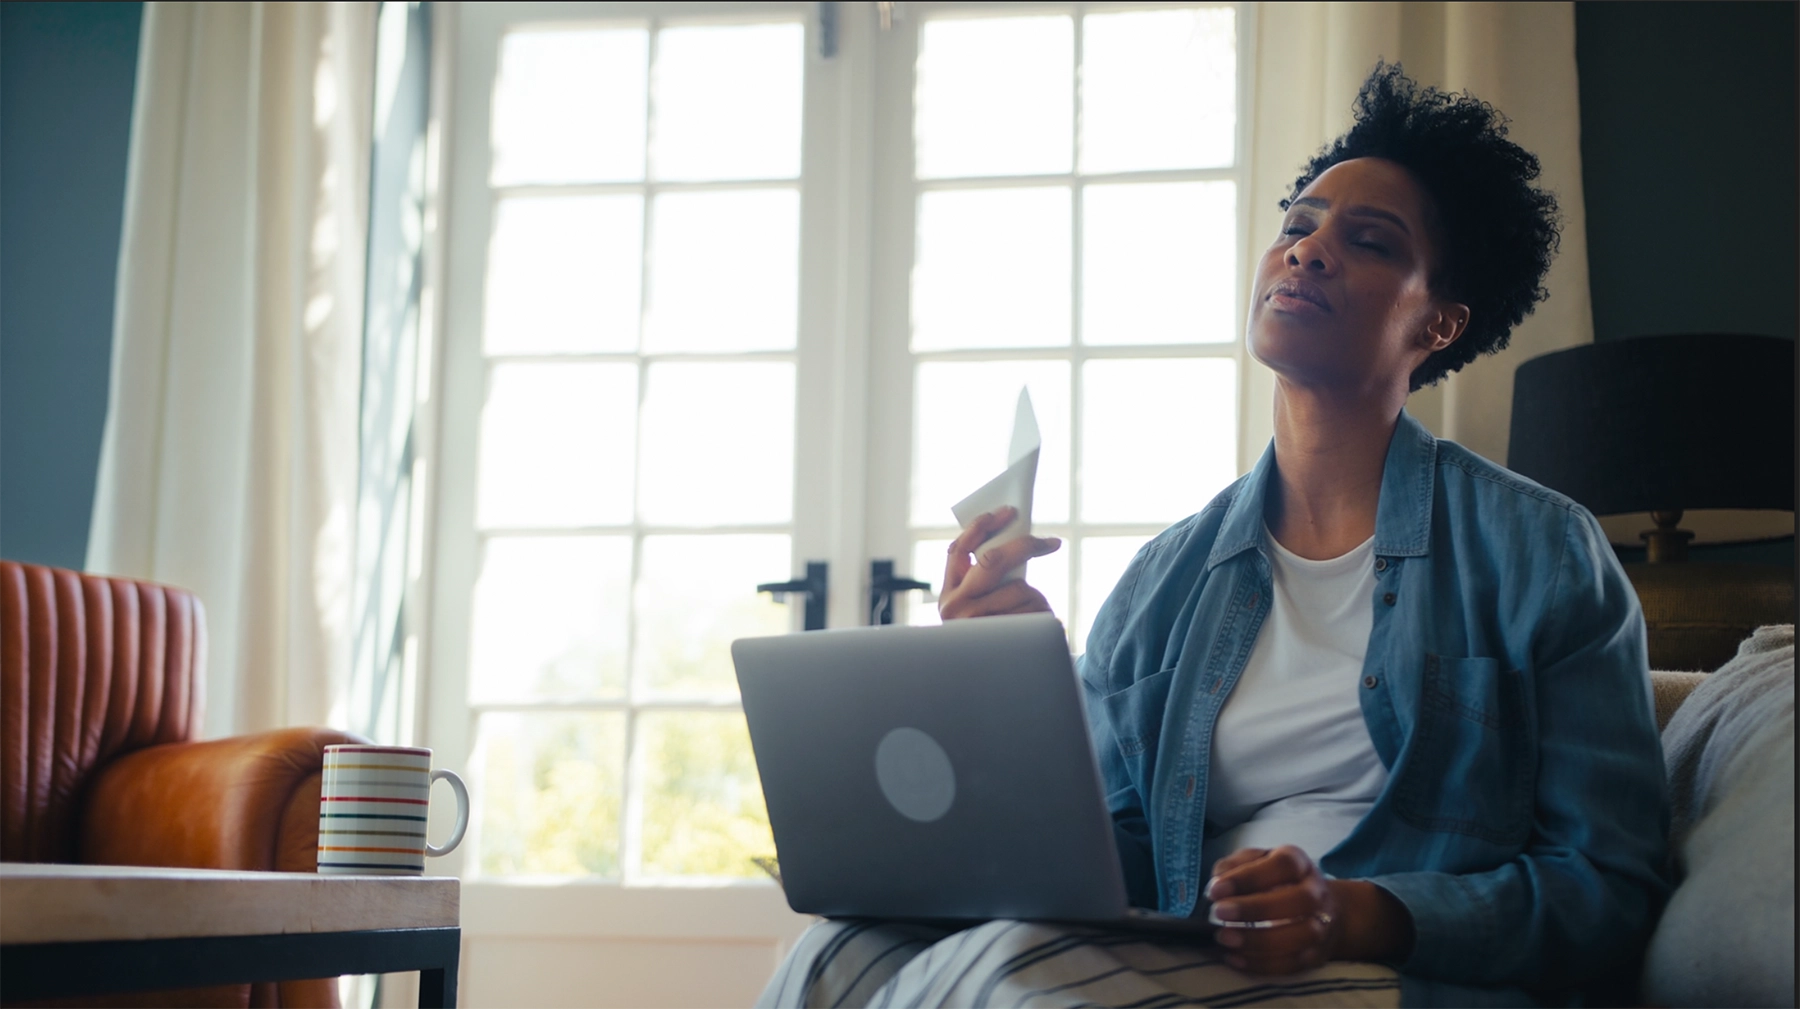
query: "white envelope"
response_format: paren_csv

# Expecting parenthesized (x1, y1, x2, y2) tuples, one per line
(950, 388, 1040, 583)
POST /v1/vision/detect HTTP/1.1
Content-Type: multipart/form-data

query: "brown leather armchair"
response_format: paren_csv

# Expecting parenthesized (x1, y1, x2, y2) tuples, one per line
(2, 561, 362, 1008)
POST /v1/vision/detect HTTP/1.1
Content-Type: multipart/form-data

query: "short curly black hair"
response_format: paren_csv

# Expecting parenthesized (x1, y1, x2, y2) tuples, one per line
(1284, 62, 1561, 390)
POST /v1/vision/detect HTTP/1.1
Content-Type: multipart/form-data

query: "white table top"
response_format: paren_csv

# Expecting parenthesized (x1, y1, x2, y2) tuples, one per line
(0, 862, 459, 944)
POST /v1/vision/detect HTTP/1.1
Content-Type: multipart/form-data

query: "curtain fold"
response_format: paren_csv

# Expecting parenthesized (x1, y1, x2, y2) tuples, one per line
(88, 1, 375, 738)
(1241, 1, 1592, 466)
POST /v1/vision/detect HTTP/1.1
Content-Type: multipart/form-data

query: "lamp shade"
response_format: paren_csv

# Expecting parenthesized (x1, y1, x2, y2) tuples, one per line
(1507, 334, 1795, 518)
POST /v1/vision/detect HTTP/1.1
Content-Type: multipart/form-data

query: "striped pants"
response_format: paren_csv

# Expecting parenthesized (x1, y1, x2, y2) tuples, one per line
(758, 919, 1403, 1008)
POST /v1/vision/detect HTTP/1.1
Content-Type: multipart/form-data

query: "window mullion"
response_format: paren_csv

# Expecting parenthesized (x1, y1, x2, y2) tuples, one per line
(618, 13, 661, 887)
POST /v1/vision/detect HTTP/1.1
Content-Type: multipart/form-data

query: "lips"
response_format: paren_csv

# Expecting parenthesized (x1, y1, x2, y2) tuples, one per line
(1267, 277, 1331, 313)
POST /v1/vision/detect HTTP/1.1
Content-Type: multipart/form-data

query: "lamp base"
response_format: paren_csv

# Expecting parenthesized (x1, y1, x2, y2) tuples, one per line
(1625, 562, 1796, 672)
(1640, 510, 1695, 563)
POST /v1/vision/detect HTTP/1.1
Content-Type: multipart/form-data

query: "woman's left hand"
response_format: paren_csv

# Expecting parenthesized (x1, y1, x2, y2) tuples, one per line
(1205, 845, 1415, 974)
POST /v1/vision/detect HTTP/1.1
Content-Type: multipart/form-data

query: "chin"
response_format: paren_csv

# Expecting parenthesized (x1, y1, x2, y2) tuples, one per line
(1247, 311, 1322, 372)
(1248, 322, 1364, 389)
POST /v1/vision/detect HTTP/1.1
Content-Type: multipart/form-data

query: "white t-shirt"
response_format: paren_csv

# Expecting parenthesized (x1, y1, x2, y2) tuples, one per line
(1201, 527, 1388, 875)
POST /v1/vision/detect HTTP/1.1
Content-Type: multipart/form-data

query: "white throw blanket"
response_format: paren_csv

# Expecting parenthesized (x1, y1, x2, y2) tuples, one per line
(760, 919, 1401, 1008)
(1641, 624, 1795, 1008)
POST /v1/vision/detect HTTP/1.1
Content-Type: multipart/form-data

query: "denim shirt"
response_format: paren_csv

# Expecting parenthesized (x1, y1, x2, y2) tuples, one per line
(1077, 411, 1671, 1002)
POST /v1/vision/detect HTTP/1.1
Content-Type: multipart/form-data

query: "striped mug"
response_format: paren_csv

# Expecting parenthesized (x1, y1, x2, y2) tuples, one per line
(317, 744, 470, 875)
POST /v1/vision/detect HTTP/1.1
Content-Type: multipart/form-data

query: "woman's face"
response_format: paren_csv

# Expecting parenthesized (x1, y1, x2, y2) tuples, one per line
(1246, 157, 1467, 395)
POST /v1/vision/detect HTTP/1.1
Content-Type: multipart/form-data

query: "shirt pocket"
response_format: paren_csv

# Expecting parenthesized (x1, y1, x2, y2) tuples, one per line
(1101, 667, 1176, 796)
(1394, 654, 1537, 846)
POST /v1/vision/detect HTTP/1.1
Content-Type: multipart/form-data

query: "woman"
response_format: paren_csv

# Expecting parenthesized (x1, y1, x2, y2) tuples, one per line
(760, 65, 1669, 1009)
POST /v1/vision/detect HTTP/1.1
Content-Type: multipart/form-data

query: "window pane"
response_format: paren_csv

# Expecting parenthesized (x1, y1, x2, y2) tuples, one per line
(477, 362, 636, 528)
(913, 188, 1071, 351)
(491, 29, 647, 185)
(473, 711, 626, 877)
(905, 536, 1070, 629)
(1082, 358, 1237, 522)
(1075, 535, 1153, 655)
(1082, 181, 1237, 346)
(635, 534, 790, 697)
(469, 536, 631, 703)
(913, 360, 1070, 525)
(638, 361, 795, 524)
(635, 710, 774, 879)
(1080, 8, 1235, 173)
(916, 16, 1073, 178)
(484, 195, 643, 355)
(644, 189, 798, 353)
(908, 538, 951, 626)
(652, 23, 803, 181)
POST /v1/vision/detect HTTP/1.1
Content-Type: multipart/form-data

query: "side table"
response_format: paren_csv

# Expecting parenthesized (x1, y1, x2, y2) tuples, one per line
(0, 863, 460, 1007)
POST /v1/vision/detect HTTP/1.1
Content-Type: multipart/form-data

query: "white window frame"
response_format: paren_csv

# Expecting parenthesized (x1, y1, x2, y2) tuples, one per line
(866, 0, 1259, 635)
(422, 0, 859, 949)
(415, 0, 1257, 978)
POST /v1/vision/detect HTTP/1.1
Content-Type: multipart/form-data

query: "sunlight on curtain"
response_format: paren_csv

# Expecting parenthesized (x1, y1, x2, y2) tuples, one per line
(87, 1, 376, 737)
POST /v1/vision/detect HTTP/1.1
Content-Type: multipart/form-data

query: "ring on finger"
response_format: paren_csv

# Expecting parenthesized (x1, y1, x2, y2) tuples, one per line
(1208, 909, 1334, 930)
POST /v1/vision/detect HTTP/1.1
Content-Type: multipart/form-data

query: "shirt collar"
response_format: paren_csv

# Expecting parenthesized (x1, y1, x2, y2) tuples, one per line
(1206, 409, 1438, 571)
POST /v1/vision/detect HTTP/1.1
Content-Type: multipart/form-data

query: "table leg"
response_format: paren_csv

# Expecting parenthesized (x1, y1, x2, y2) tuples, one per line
(418, 940, 460, 1008)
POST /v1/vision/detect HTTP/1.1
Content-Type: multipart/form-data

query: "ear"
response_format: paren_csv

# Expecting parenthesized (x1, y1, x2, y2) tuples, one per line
(1419, 302, 1470, 353)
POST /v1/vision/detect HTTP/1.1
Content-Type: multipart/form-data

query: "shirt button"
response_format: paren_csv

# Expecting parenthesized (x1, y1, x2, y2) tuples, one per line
(1185, 775, 1196, 797)
(1374, 557, 1388, 572)
(1246, 592, 1259, 609)
(1177, 880, 1187, 904)
(1383, 592, 1397, 606)
(1363, 674, 1379, 689)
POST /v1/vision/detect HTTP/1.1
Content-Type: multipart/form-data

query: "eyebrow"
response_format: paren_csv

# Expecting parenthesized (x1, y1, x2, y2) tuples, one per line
(1290, 196, 1412, 234)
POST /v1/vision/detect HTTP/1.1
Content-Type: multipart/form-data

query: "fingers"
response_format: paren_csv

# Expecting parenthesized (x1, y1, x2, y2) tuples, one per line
(942, 508, 1015, 595)
(1210, 876, 1330, 926)
(953, 535, 1060, 602)
(938, 577, 1050, 620)
(938, 507, 1062, 622)
(1207, 847, 1338, 976)
(982, 534, 1063, 569)
(1211, 885, 1333, 975)
(1206, 845, 1315, 900)
(1207, 848, 1268, 885)
(940, 550, 1057, 619)
(1214, 909, 1333, 975)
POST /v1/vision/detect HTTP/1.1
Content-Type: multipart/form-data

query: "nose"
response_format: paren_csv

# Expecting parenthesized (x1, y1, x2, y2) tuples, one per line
(1286, 231, 1337, 275)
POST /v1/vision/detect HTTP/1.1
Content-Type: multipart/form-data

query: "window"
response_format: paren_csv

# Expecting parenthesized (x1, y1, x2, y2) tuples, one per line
(432, 1, 1249, 896)
(890, 5, 1245, 649)
(453, 12, 806, 881)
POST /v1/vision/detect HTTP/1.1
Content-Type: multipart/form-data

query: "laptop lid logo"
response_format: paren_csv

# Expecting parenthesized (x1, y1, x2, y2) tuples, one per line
(874, 727, 956, 822)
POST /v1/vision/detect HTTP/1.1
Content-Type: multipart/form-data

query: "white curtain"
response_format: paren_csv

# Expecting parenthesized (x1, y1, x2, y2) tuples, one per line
(1240, 1, 1593, 465)
(88, 1, 376, 738)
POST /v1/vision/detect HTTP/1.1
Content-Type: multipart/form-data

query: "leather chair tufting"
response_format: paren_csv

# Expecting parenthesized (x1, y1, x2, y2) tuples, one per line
(1, 560, 364, 1008)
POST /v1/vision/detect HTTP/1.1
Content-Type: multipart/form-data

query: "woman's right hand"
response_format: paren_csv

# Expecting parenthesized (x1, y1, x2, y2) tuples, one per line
(938, 506, 1062, 620)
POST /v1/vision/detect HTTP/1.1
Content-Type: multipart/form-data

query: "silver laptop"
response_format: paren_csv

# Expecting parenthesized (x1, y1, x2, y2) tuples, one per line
(731, 612, 1207, 932)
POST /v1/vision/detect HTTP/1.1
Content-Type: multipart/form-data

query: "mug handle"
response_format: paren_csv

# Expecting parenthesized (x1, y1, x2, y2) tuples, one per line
(426, 768, 471, 857)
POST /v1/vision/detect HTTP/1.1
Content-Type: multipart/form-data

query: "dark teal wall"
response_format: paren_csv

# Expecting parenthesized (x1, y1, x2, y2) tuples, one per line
(1576, 1, 1799, 344)
(0, 2, 144, 570)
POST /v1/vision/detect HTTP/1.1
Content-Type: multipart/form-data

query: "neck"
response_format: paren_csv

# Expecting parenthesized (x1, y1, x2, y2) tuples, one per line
(1266, 379, 1405, 560)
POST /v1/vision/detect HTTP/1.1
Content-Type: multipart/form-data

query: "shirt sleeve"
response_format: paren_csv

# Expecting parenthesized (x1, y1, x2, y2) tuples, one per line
(1366, 506, 1673, 994)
